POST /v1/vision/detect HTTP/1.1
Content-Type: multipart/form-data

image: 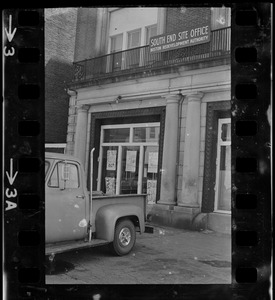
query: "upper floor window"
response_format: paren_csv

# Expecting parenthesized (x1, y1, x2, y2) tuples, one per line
(128, 29, 141, 49)
(108, 8, 158, 53)
(110, 33, 123, 53)
(211, 7, 231, 30)
(146, 24, 157, 44)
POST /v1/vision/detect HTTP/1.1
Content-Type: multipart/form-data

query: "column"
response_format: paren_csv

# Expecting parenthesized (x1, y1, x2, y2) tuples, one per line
(178, 92, 204, 207)
(74, 105, 89, 166)
(158, 94, 181, 205)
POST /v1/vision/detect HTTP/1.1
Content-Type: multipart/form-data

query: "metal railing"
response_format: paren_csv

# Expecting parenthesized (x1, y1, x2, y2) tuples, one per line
(73, 27, 230, 82)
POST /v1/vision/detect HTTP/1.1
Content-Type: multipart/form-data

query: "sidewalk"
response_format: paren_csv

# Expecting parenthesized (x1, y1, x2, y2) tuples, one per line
(132, 224, 231, 284)
(46, 225, 231, 284)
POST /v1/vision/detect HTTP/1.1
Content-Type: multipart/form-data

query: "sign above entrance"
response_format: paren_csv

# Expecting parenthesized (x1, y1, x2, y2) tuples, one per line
(149, 22, 210, 53)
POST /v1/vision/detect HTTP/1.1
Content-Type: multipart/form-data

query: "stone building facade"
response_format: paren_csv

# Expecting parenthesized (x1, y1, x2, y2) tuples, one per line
(66, 7, 231, 234)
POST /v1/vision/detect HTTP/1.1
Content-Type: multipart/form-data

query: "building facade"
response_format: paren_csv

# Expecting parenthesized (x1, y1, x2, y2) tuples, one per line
(45, 8, 78, 153)
(66, 7, 231, 234)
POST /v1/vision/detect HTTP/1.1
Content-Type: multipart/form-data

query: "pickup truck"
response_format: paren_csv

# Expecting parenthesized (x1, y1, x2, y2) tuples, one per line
(45, 150, 149, 261)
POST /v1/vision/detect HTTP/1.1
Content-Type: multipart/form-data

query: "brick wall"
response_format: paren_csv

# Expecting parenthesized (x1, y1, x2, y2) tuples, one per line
(74, 8, 98, 61)
(45, 8, 77, 144)
(166, 7, 211, 33)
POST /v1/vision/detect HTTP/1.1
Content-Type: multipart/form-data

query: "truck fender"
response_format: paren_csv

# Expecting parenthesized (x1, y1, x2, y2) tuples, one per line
(95, 204, 145, 242)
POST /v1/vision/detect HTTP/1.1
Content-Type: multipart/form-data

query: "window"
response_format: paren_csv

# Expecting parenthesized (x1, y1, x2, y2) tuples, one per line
(211, 7, 231, 30)
(48, 162, 80, 189)
(127, 29, 141, 49)
(45, 160, 50, 176)
(146, 24, 157, 44)
(110, 34, 123, 52)
(126, 29, 141, 68)
(97, 123, 160, 204)
(110, 34, 123, 71)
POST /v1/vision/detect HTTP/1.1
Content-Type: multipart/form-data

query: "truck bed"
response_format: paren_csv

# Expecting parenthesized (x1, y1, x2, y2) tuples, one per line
(46, 238, 109, 256)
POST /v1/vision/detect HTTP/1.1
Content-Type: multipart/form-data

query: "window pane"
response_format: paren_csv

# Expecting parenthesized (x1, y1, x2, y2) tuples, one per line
(146, 24, 157, 44)
(133, 126, 159, 143)
(101, 146, 118, 195)
(211, 7, 231, 30)
(142, 146, 158, 204)
(217, 145, 231, 211)
(128, 30, 141, 49)
(111, 34, 123, 52)
(221, 123, 231, 141)
(121, 146, 140, 194)
(103, 128, 130, 143)
(45, 161, 50, 176)
(48, 164, 59, 187)
(63, 164, 79, 189)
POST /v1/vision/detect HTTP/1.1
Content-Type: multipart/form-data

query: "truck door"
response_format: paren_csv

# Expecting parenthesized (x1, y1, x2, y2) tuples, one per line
(46, 160, 87, 243)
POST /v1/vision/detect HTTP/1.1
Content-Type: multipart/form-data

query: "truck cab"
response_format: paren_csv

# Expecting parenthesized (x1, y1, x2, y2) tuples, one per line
(45, 152, 147, 257)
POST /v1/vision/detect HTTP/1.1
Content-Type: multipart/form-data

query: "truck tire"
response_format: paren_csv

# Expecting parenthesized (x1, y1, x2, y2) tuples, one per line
(111, 219, 136, 256)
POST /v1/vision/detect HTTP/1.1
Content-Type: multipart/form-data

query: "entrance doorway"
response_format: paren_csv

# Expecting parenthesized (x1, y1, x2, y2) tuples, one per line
(214, 118, 231, 213)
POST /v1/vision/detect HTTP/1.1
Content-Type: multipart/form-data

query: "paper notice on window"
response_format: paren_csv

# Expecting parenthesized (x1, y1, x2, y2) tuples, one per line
(126, 150, 137, 172)
(107, 150, 117, 171)
(147, 179, 157, 204)
(105, 177, 116, 195)
(148, 152, 158, 173)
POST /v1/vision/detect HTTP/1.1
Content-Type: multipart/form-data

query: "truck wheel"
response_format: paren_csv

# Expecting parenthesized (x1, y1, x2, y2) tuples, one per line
(111, 219, 136, 256)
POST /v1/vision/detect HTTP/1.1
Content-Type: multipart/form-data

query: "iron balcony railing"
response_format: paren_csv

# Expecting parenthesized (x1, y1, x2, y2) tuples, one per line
(74, 27, 230, 82)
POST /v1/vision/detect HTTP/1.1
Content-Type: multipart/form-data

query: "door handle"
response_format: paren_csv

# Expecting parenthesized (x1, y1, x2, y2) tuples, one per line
(76, 195, 85, 199)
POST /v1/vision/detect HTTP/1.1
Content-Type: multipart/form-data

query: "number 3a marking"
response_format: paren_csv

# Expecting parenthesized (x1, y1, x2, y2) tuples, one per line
(4, 46, 15, 56)
(6, 188, 17, 198)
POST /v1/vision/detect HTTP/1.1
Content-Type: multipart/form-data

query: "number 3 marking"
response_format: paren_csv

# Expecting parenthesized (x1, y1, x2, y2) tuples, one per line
(4, 46, 15, 57)
(6, 188, 17, 198)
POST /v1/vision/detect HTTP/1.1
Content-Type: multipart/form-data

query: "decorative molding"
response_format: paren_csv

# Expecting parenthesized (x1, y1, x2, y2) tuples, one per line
(185, 92, 204, 102)
(76, 104, 90, 112)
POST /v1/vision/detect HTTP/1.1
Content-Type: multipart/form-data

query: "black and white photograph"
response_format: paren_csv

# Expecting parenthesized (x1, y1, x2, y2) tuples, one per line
(44, 6, 232, 285)
(2, 4, 272, 299)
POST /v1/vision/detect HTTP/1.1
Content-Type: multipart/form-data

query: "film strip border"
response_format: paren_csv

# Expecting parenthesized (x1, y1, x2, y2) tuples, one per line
(2, 4, 272, 300)
(3, 8, 45, 299)
(231, 3, 272, 297)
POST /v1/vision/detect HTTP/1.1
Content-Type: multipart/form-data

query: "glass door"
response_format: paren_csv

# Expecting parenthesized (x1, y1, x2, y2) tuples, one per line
(97, 123, 160, 204)
(214, 118, 231, 213)
(121, 146, 140, 194)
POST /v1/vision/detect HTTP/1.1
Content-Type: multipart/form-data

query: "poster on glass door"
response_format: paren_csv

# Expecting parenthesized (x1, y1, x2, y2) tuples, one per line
(107, 150, 117, 171)
(148, 152, 158, 173)
(126, 150, 137, 172)
(147, 179, 157, 204)
(105, 177, 116, 195)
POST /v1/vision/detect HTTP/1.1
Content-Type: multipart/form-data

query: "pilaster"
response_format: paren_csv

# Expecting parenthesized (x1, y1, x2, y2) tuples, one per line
(158, 94, 181, 205)
(178, 92, 204, 207)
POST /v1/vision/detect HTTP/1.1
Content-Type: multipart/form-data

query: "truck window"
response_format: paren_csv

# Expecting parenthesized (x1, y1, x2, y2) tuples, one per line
(48, 164, 59, 187)
(48, 162, 80, 189)
(45, 161, 50, 176)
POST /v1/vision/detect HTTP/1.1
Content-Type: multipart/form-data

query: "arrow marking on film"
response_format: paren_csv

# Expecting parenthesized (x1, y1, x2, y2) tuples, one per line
(5, 15, 17, 43)
(6, 158, 18, 185)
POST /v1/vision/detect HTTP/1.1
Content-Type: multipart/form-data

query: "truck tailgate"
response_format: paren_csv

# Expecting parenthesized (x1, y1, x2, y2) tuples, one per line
(46, 239, 109, 256)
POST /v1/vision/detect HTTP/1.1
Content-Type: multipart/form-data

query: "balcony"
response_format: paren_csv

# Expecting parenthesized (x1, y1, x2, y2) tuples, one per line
(73, 27, 230, 84)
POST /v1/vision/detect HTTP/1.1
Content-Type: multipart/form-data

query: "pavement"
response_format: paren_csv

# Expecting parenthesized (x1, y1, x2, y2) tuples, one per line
(46, 225, 231, 284)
